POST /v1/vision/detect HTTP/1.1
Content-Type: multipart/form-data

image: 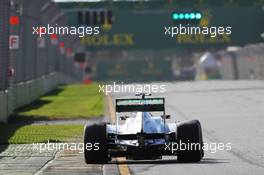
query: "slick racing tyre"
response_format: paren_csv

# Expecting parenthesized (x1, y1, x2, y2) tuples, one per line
(177, 120, 204, 162)
(84, 123, 109, 164)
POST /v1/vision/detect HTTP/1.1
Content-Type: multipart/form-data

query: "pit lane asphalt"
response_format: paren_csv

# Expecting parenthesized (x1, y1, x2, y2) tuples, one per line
(110, 80, 264, 175)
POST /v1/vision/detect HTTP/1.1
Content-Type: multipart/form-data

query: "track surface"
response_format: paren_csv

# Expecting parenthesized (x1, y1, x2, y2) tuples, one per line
(110, 80, 264, 175)
(1, 80, 264, 175)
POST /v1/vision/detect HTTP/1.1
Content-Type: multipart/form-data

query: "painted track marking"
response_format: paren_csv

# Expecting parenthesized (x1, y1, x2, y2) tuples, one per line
(107, 95, 131, 175)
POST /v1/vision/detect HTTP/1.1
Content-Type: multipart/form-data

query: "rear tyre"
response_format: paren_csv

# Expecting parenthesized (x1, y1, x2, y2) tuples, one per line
(177, 120, 204, 162)
(84, 123, 109, 164)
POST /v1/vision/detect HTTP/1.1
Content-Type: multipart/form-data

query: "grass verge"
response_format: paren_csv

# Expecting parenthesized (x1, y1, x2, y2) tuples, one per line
(0, 123, 84, 144)
(1, 83, 103, 144)
(13, 83, 104, 121)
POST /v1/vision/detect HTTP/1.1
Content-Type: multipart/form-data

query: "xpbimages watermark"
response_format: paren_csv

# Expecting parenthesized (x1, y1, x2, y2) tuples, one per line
(31, 141, 232, 154)
(32, 24, 100, 37)
(98, 82, 166, 95)
(164, 141, 232, 154)
(33, 141, 100, 153)
(164, 24, 232, 38)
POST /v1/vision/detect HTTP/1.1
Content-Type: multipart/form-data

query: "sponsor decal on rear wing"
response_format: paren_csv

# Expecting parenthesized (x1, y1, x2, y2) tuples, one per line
(115, 98, 165, 112)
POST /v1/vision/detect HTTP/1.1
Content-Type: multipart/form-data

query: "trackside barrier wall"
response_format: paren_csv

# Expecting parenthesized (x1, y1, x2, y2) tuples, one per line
(0, 0, 84, 122)
(0, 92, 8, 122)
(0, 0, 10, 122)
(11, 73, 58, 109)
(10, 72, 78, 110)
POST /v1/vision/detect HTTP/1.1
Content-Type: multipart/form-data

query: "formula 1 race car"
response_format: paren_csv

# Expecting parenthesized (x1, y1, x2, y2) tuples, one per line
(84, 93, 204, 164)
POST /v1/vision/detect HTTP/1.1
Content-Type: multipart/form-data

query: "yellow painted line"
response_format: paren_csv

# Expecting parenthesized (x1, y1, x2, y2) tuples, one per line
(117, 157, 131, 175)
(107, 95, 115, 122)
(107, 95, 131, 175)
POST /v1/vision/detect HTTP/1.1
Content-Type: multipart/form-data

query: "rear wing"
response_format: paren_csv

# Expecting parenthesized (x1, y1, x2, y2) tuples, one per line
(115, 98, 165, 112)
